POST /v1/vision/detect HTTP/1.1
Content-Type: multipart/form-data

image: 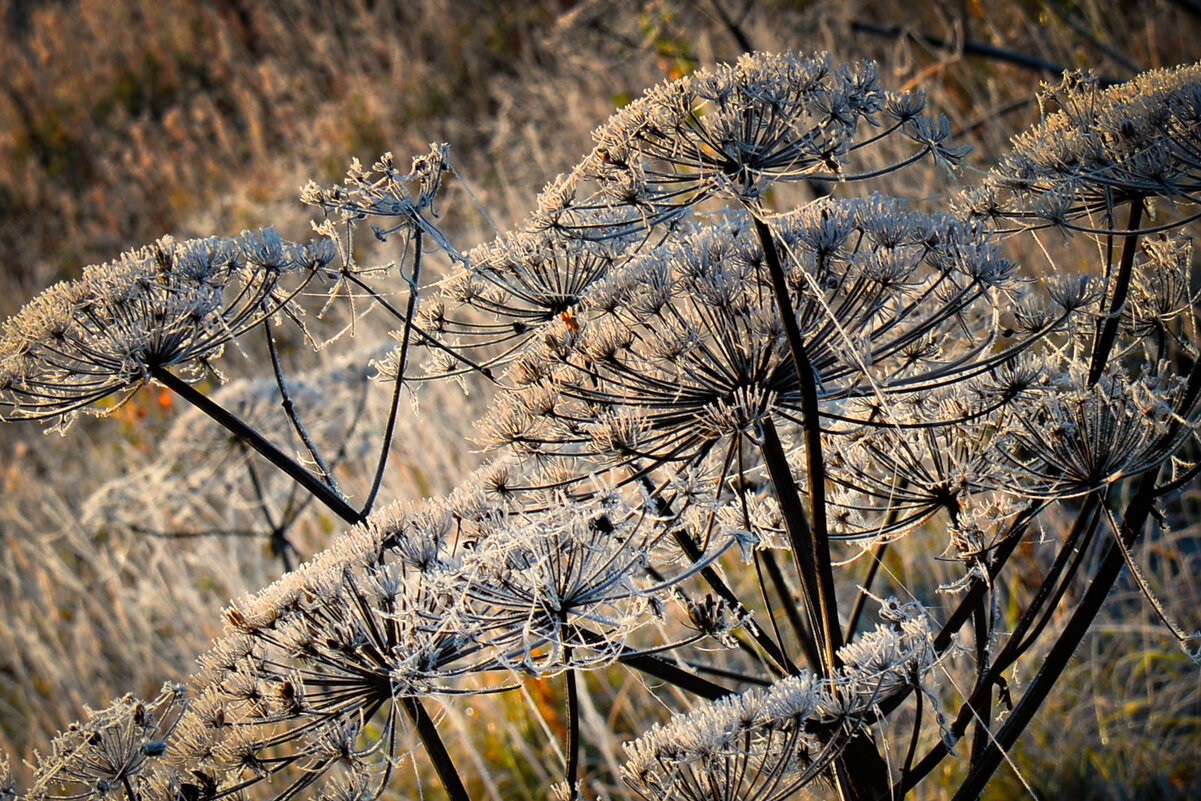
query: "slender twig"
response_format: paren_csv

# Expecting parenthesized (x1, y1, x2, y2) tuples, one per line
(1088, 199, 1144, 385)
(850, 20, 1121, 86)
(343, 271, 496, 381)
(845, 542, 889, 642)
(705, 0, 754, 53)
(240, 443, 298, 571)
(1045, 0, 1142, 74)
(759, 547, 823, 671)
(264, 324, 337, 488)
(363, 229, 423, 515)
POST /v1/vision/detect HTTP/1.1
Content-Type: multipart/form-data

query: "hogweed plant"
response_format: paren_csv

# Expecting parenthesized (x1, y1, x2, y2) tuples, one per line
(2, 51, 1200, 801)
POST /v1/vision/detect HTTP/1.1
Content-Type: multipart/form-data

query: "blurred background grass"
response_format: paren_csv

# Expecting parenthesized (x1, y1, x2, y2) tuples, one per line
(1, 1, 1200, 798)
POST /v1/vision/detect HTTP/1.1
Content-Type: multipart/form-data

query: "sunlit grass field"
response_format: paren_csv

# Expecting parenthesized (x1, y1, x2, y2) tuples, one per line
(2, 2, 1200, 799)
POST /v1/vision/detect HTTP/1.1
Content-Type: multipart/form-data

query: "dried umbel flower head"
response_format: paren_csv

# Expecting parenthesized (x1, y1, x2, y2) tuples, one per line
(0, 754, 15, 801)
(167, 551, 485, 800)
(1002, 365, 1200, 499)
(413, 227, 642, 375)
(29, 684, 186, 801)
(622, 601, 937, 801)
(824, 410, 1015, 542)
(0, 229, 335, 429)
(1121, 233, 1196, 339)
(959, 62, 1201, 231)
(535, 51, 967, 240)
(302, 143, 456, 256)
(452, 493, 722, 676)
(484, 197, 1018, 489)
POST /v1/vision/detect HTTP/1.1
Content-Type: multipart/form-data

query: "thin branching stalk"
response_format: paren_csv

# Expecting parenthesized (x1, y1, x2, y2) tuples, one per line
(264, 324, 337, 488)
(1089, 199, 1145, 385)
(239, 442, 297, 571)
(950, 473, 1159, 800)
(343, 271, 496, 381)
(364, 230, 423, 514)
(844, 543, 888, 642)
(759, 547, 823, 671)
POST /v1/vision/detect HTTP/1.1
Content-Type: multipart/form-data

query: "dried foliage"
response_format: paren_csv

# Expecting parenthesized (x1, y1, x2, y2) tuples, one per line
(3, 4, 1201, 801)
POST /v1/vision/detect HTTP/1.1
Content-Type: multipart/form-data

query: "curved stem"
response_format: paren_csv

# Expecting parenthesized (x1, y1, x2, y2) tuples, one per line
(949, 473, 1157, 800)
(752, 214, 841, 673)
(264, 323, 337, 487)
(363, 230, 423, 515)
(1088, 198, 1144, 386)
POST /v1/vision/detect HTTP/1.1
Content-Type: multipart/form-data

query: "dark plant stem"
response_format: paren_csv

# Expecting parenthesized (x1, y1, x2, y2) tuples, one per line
(616, 654, 730, 698)
(836, 735, 895, 801)
(901, 681, 925, 782)
(264, 323, 336, 487)
(671, 524, 797, 676)
(845, 542, 889, 642)
(343, 271, 496, 381)
(898, 502, 1097, 792)
(571, 626, 732, 699)
(1088, 199, 1144, 386)
(364, 229, 423, 515)
(151, 366, 363, 525)
(564, 657, 580, 795)
(640, 474, 796, 676)
(752, 214, 841, 673)
(933, 506, 1038, 653)
(760, 547, 823, 671)
(996, 500, 1102, 671)
(400, 696, 470, 801)
(949, 473, 1157, 801)
(967, 596, 992, 769)
(706, 0, 754, 52)
(758, 417, 826, 666)
(753, 208, 887, 800)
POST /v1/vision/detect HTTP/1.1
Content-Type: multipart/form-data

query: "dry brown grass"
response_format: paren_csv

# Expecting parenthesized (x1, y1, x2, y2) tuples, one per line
(1, 1, 1199, 798)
